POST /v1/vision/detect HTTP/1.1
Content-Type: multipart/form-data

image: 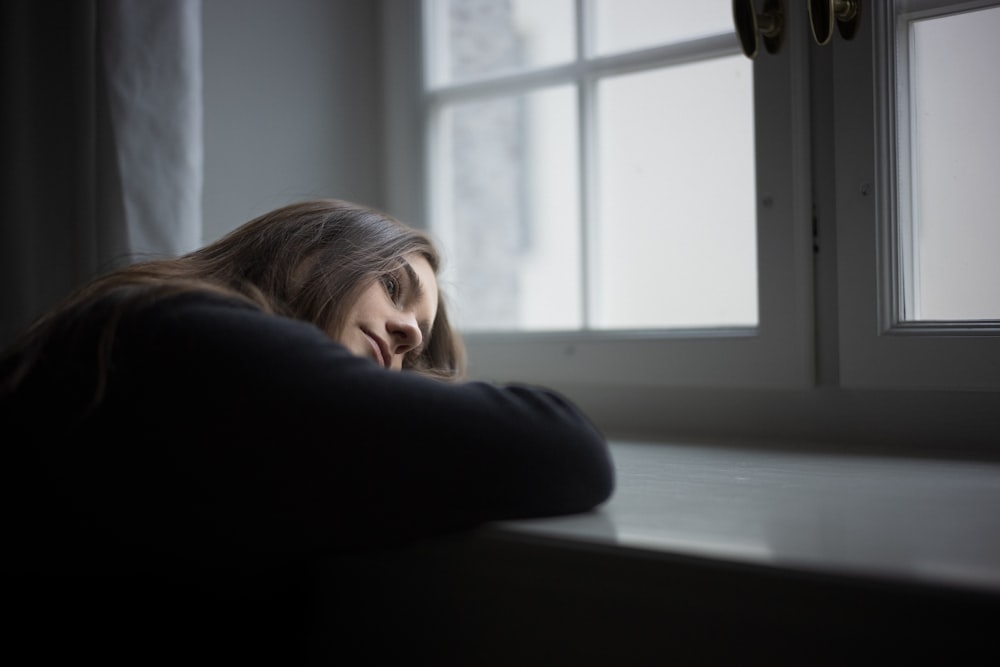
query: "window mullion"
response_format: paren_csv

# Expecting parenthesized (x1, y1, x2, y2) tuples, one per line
(579, 76, 597, 330)
(577, 0, 593, 328)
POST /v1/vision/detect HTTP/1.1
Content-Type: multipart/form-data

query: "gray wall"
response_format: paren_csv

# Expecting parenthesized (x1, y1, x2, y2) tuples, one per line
(201, 0, 383, 243)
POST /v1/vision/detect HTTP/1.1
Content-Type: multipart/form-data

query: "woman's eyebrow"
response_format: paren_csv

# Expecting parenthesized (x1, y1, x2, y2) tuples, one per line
(401, 260, 425, 302)
(401, 260, 432, 346)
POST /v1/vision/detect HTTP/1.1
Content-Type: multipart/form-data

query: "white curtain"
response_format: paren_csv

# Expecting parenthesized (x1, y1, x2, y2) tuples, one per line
(1, 0, 203, 347)
(100, 0, 203, 257)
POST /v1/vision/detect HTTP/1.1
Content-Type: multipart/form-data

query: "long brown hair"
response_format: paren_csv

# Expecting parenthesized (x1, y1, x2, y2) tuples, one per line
(3, 199, 466, 398)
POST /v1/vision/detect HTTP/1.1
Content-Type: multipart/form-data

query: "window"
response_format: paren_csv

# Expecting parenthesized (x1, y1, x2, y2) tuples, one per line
(382, 0, 1000, 403)
(385, 0, 814, 389)
(897, 3, 1000, 322)
(425, 0, 756, 332)
(834, 0, 1000, 389)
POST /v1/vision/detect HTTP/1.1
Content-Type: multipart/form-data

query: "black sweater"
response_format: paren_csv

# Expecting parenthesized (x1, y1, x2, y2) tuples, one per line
(3, 292, 614, 571)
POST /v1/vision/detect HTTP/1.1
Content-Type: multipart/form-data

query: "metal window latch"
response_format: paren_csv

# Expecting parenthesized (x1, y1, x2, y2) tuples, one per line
(809, 0, 862, 46)
(733, 0, 785, 59)
(734, 0, 863, 60)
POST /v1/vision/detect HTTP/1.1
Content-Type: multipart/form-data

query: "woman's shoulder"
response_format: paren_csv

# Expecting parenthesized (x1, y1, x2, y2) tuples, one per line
(113, 286, 335, 358)
(105, 282, 266, 317)
(2, 285, 336, 410)
(121, 286, 268, 322)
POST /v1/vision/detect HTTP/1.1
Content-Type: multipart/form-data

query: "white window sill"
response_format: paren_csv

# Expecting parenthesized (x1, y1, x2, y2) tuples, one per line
(491, 439, 1000, 595)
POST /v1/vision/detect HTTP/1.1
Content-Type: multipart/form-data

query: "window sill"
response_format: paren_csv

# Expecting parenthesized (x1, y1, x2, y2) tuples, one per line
(490, 439, 1000, 595)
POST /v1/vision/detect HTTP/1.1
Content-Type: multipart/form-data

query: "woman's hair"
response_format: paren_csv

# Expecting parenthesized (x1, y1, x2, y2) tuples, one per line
(4, 199, 466, 394)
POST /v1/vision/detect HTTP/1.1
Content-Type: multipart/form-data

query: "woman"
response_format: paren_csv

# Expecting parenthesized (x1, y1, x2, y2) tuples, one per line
(2, 198, 614, 569)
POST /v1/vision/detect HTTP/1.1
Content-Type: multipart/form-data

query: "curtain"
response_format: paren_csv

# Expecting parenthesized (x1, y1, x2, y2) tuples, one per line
(0, 0, 202, 348)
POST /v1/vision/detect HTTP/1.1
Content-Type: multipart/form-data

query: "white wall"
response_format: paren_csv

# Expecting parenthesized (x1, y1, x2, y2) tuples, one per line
(201, 0, 383, 243)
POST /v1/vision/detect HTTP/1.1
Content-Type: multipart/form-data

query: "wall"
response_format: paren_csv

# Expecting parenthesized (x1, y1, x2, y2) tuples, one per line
(201, 0, 383, 243)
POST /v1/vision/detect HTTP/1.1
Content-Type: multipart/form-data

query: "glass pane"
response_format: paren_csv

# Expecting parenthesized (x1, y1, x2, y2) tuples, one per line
(901, 5, 1000, 321)
(425, 0, 575, 87)
(592, 0, 734, 56)
(435, 87, 581, 331)
(595, 56, 756, 329)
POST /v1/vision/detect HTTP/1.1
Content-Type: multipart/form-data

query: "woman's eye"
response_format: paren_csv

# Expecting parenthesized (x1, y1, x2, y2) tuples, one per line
(382, 275, 398, 299)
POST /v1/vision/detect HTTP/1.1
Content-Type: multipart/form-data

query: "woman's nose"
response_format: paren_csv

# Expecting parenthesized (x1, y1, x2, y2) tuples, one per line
(386, 313, 422, 356)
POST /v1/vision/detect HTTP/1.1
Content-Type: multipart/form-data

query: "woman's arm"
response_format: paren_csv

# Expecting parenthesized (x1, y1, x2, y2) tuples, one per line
(100, 293, 614, 555)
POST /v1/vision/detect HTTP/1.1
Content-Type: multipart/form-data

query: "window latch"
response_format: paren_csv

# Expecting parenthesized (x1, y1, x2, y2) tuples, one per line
(809, 0, 863, 46)
(734, 0, 863, 60)
(733, 0, 785, 59)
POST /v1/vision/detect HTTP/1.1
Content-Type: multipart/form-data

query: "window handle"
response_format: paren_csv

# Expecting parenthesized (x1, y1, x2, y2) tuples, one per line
(733, 0, 785, 59)
(808, 0, 862, 46)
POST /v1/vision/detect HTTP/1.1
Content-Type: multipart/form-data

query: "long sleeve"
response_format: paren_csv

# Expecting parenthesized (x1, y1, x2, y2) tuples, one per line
(9, 293, 614, 564)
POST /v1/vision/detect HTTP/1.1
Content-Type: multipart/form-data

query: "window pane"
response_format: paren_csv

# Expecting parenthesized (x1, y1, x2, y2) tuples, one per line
(901, 5, 1000, 321)
(592, 0, 734, 56)
(595, 56, 757, 329)
(426, 0, 575, 87)
(435, 87, 581, 331)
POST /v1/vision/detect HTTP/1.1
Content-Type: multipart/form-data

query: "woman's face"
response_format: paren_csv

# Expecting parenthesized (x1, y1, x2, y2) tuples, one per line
(335, 252, 439, 371)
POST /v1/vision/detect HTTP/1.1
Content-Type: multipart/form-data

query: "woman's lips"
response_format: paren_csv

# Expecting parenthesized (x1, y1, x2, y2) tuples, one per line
(362, 329, 389, 368)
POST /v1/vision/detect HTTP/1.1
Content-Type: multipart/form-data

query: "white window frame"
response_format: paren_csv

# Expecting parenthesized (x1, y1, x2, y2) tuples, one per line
(383, 0, 815, 391)
(834, 0, 1000, 390)
(381, 0, 1000, 443)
